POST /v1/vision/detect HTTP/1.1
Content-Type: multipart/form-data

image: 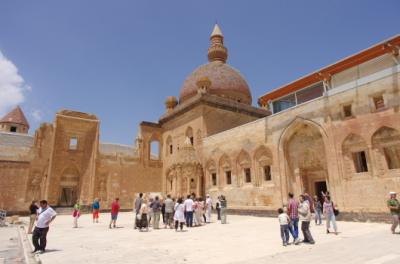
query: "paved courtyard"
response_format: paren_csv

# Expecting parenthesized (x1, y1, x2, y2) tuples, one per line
(18, 213, 398, 264)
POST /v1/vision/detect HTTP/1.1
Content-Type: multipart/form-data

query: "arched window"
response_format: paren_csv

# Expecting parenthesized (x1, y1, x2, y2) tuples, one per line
(166, 136, 173, 156)
(254, 146, 273, 186)
(237, 150, 252, 185)
(206, 160, 217, 188)
(342, 134, 369, 175)
(219, 154, 232, 186)
(372, 127, 400, 170)
(185, 127, 194, 145)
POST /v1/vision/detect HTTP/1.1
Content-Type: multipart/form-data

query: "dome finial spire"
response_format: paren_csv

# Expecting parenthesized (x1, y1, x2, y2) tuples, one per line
(208, 23, 228, 63)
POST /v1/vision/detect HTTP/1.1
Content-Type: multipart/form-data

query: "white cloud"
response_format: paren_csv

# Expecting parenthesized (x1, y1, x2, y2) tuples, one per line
(0, 51, 29, 117)
(31, 109, 42, 122)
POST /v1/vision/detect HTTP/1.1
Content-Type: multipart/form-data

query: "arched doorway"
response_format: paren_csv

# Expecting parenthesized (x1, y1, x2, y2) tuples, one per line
(58, 167, 80, 206)
(283, 122, 329, 199)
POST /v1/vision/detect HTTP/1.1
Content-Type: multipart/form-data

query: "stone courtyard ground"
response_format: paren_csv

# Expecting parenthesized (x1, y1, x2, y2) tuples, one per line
(9, 213, 400, 264)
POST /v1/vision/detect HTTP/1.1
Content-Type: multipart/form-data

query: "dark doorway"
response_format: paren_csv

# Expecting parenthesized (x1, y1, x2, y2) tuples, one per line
(314, 181, 327, 201)
(59, 187, 77, 206)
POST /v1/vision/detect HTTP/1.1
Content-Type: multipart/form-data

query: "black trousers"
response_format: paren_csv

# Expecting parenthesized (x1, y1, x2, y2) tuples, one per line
(32, 227, 49, 251)
(175, 221, 183, 230)
(301, 221, 315, 243)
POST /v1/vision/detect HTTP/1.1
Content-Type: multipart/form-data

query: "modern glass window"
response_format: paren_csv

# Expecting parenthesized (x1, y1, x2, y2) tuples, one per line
(272, 93, 296, 113)
(272, 82, 324, 114)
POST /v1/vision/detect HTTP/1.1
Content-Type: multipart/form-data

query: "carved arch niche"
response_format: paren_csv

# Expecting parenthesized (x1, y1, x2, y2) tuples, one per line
(206, 159, 217, 189)
(185, 127, 194, 146)
(254, 146, 273, 187)
(342, 134, 370, 177)
(236, 150, 252, 186)
(219, 154, 232, 186)
(372, 126, 400, 172)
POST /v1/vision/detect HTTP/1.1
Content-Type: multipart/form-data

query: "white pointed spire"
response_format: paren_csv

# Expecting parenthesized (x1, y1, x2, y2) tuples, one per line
(211, 23, 223, 37)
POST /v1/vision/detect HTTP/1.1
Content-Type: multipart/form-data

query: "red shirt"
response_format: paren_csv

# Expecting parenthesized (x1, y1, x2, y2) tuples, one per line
(111, 201, 120, 215)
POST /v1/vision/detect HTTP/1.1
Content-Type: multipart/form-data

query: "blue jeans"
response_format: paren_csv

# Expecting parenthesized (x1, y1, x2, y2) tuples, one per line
(315, 209, 322, 225)
(326, 213, 337, 232)
(289, 218, 299, 240)
(280, 224, 290, 243)
(185, 211, 193, 227)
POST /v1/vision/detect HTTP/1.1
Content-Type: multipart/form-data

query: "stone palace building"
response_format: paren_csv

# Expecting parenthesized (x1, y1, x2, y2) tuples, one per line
(1, 25, 399, 220)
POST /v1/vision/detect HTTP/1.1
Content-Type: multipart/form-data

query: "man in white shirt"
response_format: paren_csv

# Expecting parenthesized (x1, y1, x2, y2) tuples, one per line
(206, 194, 212, 223)
(183, 195, 194, 227)
(32, 200, 57, 254)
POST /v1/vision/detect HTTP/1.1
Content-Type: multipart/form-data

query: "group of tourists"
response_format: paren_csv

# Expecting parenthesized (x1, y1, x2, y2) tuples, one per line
(25, 189, 400, 254)
(132, 193, 227, 232)
(278, 191, 339, 246)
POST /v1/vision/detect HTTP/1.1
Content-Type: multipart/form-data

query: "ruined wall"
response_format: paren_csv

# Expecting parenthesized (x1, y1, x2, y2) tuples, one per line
(95, 151, 162, 210)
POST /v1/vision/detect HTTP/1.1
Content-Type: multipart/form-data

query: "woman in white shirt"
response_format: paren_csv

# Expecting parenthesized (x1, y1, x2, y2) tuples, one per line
(174, 197, 185, 231)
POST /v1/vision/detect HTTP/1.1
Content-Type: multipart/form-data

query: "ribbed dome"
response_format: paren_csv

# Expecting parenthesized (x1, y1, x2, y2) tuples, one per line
(179, 24, 252, 105)
(179, 61, 252, 104)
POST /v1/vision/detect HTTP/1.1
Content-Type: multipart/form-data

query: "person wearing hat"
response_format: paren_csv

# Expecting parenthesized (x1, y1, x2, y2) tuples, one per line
(387, 191, 400, 234)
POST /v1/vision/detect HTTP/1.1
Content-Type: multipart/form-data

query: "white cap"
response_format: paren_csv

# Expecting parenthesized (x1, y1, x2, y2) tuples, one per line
(389, 191, 397, 195)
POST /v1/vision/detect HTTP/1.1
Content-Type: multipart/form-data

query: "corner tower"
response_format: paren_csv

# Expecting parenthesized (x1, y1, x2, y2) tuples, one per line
(0, 106, 30, 133)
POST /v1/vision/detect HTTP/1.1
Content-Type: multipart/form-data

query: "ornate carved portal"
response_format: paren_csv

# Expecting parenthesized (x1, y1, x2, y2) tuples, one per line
(165, 137, 204, 197)
(284, 124, 328, 197)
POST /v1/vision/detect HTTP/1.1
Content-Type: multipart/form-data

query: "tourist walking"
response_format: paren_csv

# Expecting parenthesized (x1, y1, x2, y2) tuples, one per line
(314, 195, 322, 225)
(28, 200, 38, 234)
(161, 198, 166, 224)
(148, 198, 154, 226)
(216, 197, 221, 221)
(72, 201, 80, 228)
(151, 196, 162, 229)
(278, 208, 290, 246)
(387, 191, 400, 234)
(184, 195, 194, 227)
(287, 193, 300, 244)
(323, 196, 338, 234)
(164, 194, 174, 228)
(134, 193, 143, 229)
(32, 200, 57, 254)
(298, 194, 315, 244)
(174, 198, 185, 231)
(109, 198, 120, 229)
(220, 195, 227, 224)
(194, 198, 204, 226)
(206, 194, 212, 223)
(92, 198, 100, 223)
(138, 199, 149, 232)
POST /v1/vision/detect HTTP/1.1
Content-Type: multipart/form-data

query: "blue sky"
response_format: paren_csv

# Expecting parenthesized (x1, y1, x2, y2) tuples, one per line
(0, 1, 398, 145)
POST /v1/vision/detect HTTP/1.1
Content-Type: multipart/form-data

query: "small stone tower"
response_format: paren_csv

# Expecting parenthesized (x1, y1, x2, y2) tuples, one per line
(0, 106, 30, 133)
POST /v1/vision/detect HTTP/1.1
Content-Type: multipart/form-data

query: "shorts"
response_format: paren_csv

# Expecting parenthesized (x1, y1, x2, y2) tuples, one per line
(111, 214, 118, 221)
(93, 209, 99, 218)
